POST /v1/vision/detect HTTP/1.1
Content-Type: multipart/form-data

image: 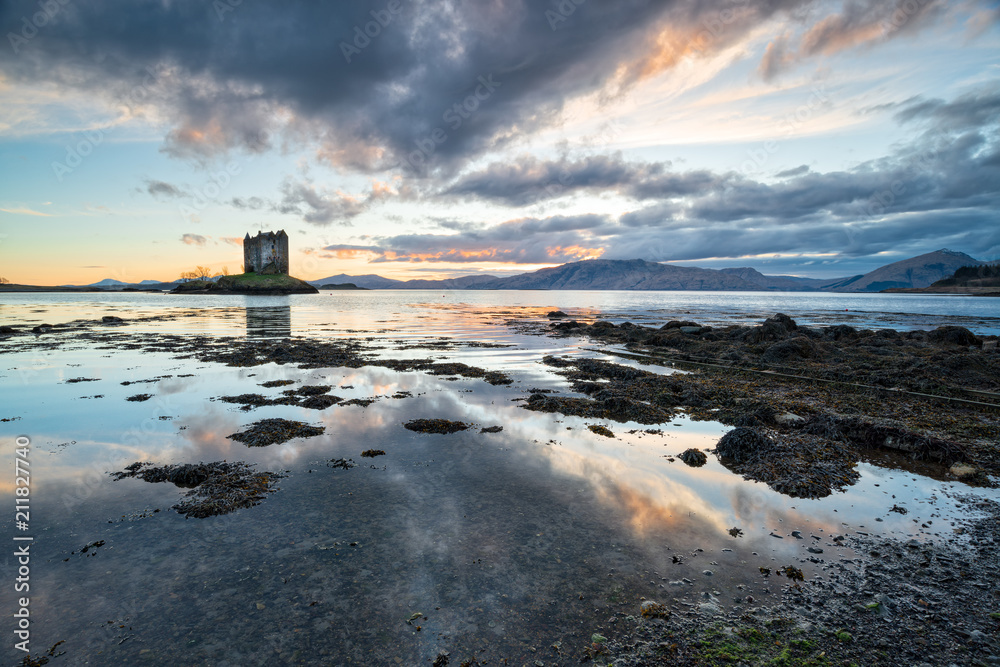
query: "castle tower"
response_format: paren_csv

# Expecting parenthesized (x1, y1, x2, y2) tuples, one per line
(243, 230, 289, 274)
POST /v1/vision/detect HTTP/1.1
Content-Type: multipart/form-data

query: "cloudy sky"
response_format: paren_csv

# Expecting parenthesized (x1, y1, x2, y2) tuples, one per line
(0, 0, 998, 285)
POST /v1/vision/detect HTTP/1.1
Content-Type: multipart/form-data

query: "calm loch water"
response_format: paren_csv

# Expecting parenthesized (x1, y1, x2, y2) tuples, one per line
(1, 291, 998, 665)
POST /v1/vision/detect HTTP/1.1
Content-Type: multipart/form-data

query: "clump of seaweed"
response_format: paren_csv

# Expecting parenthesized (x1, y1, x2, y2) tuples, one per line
(228, 418, 325, 447)
(588, 424, 615, 438)
(678, 448, 707, 467)
(403, 419, 470, 434)
(299, 394, 342, 410)
(126, 393, 152, 402)
(361, 449, 386, 457)
(715, 427, 775, 463)
(111, 461, 284, 518)
(341, 397, 379, 407)
(479, 425, 503, 433)
(291, 384, 331, 396)
(259, 379, 295, 388)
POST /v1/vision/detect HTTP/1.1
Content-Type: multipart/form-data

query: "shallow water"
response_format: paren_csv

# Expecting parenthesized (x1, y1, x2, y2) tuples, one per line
(1, 288, 999, 335)
(1, 294, 997, 665)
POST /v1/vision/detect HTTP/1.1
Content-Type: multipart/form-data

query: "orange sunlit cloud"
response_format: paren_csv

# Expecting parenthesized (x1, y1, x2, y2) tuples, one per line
(545, 245, 604, 260)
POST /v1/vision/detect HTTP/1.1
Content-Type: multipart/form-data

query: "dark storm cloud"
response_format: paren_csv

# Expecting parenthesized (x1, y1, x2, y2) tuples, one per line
(893, 86, 1000, 132)
(274, 179, 369, 226)
(442, 154, 731, 205)
(233, 178, 404, 227)
(376, 82, 1000, 265)
(321, 213, 611, 263)
(0, 0, 818, 172)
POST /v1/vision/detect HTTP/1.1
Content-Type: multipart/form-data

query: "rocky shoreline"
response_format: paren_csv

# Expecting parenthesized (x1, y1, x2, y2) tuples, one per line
(590, 495, 1000, 666)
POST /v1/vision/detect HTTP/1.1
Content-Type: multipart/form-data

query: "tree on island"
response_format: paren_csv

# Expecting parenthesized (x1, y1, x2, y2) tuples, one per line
(0, 277, 9, 285)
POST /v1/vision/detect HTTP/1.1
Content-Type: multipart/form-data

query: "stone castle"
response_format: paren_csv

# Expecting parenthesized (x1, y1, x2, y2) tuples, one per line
(243, 230, 289, 274)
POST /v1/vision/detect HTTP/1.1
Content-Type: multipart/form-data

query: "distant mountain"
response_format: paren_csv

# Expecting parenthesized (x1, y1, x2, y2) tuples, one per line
(308, 273, 499, 289)
(307, 252, 986, 292)
(80, 279, 129, 287)
(825, 249, 984, 292)
(54, 249, 987, 294)
(468, 259, 754, 290)
(308, 273, 406, 289)
(883, 262, 1000, 294)
(59, 277, 214, 290)
(717, 267, 840, 291)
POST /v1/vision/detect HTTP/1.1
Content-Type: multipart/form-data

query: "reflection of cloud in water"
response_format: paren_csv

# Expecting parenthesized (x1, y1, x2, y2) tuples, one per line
(537, 437, 732, 537)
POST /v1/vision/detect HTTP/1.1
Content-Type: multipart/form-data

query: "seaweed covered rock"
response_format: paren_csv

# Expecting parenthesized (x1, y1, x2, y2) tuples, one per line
(715, 427, 775, 463)
(661, 320, 701, 330)
(762, 336, 816, 363)
(928, 326, 979, 347)
(824, 324, 857, 341)
(587, 424, 615, 438)
(743, 313, 798, 343)
(403, 419, 470, 434)
(111, 461, 284, 518)
(228, 418, 325, 446)
(678, 448, 707, 467)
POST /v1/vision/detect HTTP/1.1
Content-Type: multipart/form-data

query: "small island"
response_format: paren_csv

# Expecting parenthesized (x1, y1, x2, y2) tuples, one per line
(171, 230, 318, 295)
(883, 262, 1000, 296)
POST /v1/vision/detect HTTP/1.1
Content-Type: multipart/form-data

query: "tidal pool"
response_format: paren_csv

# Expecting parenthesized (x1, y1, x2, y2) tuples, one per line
(1, 299, 996, 665)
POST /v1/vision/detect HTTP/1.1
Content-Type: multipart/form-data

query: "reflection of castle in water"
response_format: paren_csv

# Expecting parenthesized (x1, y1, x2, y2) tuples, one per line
(245, 305, 291, 339)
